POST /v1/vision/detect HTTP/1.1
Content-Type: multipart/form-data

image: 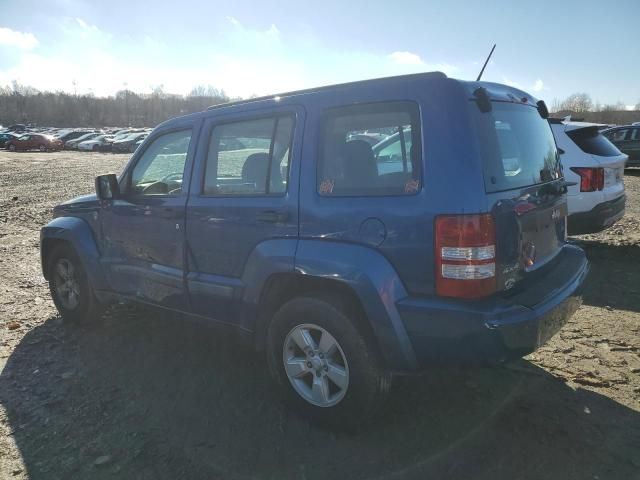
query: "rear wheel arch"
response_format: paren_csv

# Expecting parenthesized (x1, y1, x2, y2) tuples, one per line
(254, 273, 380, 358)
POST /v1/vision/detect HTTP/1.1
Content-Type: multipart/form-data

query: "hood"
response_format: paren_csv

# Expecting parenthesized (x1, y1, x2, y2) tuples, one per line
(54, 193, 99, 216)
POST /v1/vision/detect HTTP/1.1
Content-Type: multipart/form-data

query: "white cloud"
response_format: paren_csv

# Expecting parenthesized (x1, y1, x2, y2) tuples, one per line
(225, 16, 242, 27)
(533, 79, 544, 92)
(389, 51, 424, 66)
(0, 27, 38, 49)
(0, 20, 460, 99)
(502, 77, 522, 89)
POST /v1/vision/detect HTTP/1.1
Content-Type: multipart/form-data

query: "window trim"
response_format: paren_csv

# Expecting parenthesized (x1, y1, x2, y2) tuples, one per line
(123, 127, 194, 199)
(316, 100, 423, 198)
(200, 112, 296, 198)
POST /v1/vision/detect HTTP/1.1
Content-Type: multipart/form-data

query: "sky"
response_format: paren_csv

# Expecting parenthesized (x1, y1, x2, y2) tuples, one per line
(0, 0, 638, 107)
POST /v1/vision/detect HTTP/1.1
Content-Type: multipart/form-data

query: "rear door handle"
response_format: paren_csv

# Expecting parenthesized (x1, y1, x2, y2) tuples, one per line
(255, 210, 289, 223)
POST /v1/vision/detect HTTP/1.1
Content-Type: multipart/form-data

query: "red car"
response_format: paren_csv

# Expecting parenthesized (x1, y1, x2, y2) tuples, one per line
(6, 133, 64, 152)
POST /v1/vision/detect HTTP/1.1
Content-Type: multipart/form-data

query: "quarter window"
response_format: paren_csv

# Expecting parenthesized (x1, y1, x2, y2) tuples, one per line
(130, 130, 192, 196)
(203, 115, 294, 196)
(610, 129, 629, 141)
(317, 102, 422, 196)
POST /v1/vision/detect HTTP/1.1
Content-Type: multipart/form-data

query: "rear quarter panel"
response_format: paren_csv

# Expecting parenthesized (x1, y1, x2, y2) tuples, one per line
(298, 78, 487, 296)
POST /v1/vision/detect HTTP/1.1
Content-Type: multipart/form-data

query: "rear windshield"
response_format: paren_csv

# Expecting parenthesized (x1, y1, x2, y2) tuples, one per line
(474, 102, 561, 193)
(567, 127, 622, 157)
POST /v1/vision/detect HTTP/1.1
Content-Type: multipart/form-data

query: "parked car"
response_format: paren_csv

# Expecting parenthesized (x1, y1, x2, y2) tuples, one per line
(6, 133, 63, 152)
(111, 132, 148, 153)
(41, 72, 588, 428)
(7, 124, 26, 133)
(0, 132, 18, 147)
(78, 135, 114, 152)
(550, 120, 627, 234)
(347, 132, 388, 146)
(602, 125, 640, 167)
(65, 132, 100, 150)
(55, 130, 93, 143)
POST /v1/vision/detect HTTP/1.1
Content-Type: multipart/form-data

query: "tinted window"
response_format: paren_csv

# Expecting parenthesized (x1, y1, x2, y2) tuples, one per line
(605, 129, 628, 142)
(318, 102, 421, 196)
(130, 130, 192, 195)
(203, 115, 294, 196)
(567, 127, 622, 157)
(631, 128, 640, 140)
(373, 129, 413, 175)
(475, 102, 561, 193)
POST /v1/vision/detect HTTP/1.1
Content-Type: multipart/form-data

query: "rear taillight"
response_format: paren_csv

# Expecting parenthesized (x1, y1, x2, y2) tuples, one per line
(435, 214, 496, 299)
(570, 167, 604, 192)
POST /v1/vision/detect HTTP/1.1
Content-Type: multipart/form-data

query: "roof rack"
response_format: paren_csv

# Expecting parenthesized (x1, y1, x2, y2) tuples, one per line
(206, 71, 448, 111)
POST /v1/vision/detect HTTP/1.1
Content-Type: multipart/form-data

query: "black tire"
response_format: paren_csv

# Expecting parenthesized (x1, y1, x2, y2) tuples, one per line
(267, 293, 392, 430)
(47, 243, 104, 323)
(93, 144, 99, 151)
(8, 143, 16, 152)
(39, 144, 46, 152)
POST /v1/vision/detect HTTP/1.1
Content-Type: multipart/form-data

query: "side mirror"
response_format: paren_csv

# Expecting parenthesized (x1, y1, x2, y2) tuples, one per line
(95, 174, 120, 200)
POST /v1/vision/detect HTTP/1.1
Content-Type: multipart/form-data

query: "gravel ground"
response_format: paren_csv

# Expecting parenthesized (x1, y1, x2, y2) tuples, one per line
(0, 150, 638, 480)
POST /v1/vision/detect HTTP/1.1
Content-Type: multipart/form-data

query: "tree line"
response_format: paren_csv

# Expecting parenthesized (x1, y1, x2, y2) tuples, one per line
(551, 93, 640, 125)
(0, 82, 234, 128)
(2, 82, 639, 128)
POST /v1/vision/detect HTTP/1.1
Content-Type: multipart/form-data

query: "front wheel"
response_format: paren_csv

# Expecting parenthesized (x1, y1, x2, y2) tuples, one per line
(48, 244, 104, 323)
(8, 144, 16, 152)
(267, 293, 391, 429)
(39, 144, 46, 152)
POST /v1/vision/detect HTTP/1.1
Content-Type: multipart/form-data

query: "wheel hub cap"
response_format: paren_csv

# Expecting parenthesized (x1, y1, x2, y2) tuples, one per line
(53, 258, 80, 310)
(282, 323, 349, 407)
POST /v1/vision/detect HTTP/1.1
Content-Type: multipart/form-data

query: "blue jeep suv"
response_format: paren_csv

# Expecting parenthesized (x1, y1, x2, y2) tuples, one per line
(41, 72, 589, 427)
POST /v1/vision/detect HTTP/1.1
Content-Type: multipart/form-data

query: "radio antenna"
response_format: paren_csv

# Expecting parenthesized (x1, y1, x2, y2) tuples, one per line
(476, 44, 496, 81)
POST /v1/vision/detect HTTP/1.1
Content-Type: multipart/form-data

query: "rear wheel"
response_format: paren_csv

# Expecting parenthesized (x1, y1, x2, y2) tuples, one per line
(48, 244, 103, 323)
(39, 144, 46, 152)
(267, 293, 391, 429)
(93, 144, 99, 151)
(8, 144, 16, 152)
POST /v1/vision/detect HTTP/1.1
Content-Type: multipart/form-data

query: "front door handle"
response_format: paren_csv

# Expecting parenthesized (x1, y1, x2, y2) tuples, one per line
(255, 210, 289, 223)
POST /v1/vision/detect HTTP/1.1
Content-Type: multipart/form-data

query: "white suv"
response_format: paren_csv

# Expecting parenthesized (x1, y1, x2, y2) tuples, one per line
(550, 119, 627, 235)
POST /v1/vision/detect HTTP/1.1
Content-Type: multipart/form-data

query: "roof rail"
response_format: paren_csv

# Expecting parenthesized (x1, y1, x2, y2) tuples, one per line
(206, 71, 448, 111)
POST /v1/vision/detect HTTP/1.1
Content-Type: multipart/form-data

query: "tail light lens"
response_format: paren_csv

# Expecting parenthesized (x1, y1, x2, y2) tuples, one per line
(570, 167, 604, 192)
(435, 214, 496, 299)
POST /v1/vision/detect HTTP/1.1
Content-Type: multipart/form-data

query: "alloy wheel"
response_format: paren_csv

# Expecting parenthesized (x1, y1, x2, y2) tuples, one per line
(282, 323, 349, 407)
(53, 258, 81, 310)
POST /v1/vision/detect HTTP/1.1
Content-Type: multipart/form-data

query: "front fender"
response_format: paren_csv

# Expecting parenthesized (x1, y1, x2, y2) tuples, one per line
(40, 216, 107, 291)
(294, 240, 418, 371)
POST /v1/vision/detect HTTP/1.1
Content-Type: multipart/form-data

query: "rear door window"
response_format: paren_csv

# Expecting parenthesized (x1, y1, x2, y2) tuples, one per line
(475, 102, 561, 193)
(317, 102, 422, 196)
(609, 129, 629, 142)
(203, 115, 294, 196)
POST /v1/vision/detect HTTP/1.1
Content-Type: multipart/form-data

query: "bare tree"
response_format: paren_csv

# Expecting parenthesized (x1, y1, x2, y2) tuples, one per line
(560, 93, 593, 113)
(0, 82, 230, 127)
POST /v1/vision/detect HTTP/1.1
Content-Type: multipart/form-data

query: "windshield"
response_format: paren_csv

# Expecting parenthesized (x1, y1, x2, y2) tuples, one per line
(474, 102, 561, 193)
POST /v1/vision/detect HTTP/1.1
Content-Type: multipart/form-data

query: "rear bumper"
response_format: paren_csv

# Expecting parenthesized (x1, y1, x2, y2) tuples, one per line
(396, 245, 588, 369)
(568, 194, 625, 235)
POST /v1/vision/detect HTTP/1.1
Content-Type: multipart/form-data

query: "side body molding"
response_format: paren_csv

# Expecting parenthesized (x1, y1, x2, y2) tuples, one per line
(294, 240, 418, 371)
(40, 216, 107, 291)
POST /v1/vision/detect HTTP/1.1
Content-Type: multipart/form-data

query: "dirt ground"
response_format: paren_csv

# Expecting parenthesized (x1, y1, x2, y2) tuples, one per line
(0, 150, 638, 480)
